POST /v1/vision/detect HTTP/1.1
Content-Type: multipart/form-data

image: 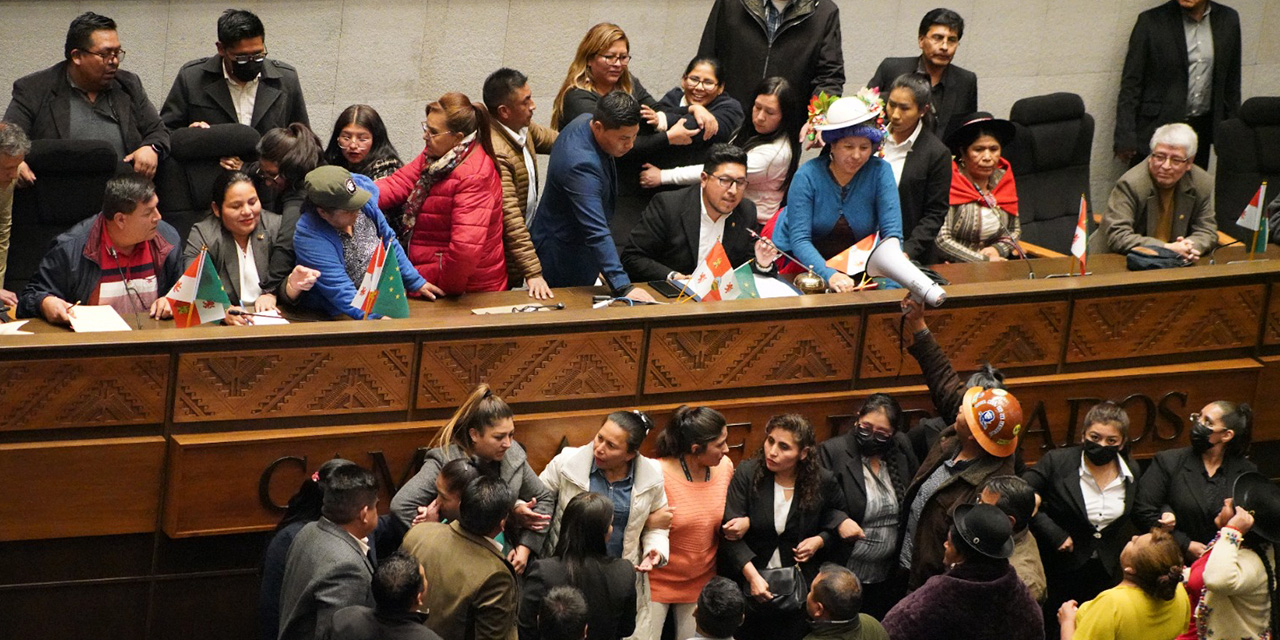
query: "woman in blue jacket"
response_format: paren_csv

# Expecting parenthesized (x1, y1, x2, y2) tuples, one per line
(293, 166, 443, 319)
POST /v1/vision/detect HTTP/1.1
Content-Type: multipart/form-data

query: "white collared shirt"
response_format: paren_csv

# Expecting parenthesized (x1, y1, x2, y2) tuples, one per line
(349, 531, 371, 557)
(1080, 452, 1134, 531)
(696, 188, 728, 267)
(236, 241, 262, 306)
(499, 121, 539, 219)
(221, 62, 259, 126)
(883, 120, 923, 185)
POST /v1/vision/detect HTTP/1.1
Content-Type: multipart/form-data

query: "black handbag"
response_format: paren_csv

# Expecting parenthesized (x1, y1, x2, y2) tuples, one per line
(1126, 245, 1193, 270)
(744, 565, 808, 612)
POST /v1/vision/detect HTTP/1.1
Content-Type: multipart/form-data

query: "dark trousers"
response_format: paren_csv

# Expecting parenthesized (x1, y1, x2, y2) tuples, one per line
(1187, 113, 1214, 169)
(860, 572, 909, 620)
(1042, 555, 1116, 638)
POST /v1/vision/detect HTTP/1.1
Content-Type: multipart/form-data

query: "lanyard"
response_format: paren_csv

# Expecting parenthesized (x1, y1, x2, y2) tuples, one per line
(679, 455, 710, 482)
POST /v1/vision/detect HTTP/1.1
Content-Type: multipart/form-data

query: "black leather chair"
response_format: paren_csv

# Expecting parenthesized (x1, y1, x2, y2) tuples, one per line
(6, 140, 127, 293)
(1215, 97, 1280, 241)
(1003, 93, 1095, 255)
(156, 123, 260, 243)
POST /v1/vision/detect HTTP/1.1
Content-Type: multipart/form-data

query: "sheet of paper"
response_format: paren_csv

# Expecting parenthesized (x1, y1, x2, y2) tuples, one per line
(69, 305, 133, 332)
(0, 320, 33, 335)
(754, 274, 801, 298)
(248, 309, 289, 325)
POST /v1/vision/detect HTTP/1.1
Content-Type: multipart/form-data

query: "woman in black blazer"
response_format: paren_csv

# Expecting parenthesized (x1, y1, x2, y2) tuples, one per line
(1022, 402, 1142, 635)
(816, 393, 918, 618)
(720, 414, 846, 640)
(518, 492, 637, 640)
(1134, 400, 1257, 559)
(882, 73, 951, 264)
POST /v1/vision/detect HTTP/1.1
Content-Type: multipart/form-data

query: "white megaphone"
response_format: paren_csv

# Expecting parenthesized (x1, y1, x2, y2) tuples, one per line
(865, 237, 947, 307)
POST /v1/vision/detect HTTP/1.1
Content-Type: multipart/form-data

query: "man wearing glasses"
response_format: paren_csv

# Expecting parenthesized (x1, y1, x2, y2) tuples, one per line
(3, 11, 169, 182)
(160, 8, 309, 142)
(1095, 122, 1218, 260)
(621, 143, 778, 283)
(868, 8, 977, 137)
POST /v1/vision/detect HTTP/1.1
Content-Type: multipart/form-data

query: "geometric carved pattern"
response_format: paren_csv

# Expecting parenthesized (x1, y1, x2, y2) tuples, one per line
(417, 331, 642, 409)
(174, 345, 412, 422)
(861, 302, 1068, 378)
(645, 317, 859, 392)
(1067, 285, 1263, 362)
(1267, 283, 1280, 345)
(0, 356, 168, 431)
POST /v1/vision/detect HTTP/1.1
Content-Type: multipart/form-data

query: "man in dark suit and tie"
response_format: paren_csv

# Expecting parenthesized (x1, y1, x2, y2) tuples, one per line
(1113, 0, 1241, 168)
(622, 143, 778, 283)
(531, 91, 655, 303)
(278, 464, 379, 640)
(868, 8, 977, 138)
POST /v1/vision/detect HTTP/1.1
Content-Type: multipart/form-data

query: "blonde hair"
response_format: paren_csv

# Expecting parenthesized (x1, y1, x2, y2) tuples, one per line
(550, 22, 633, 130)
(429, 384, 514, 454)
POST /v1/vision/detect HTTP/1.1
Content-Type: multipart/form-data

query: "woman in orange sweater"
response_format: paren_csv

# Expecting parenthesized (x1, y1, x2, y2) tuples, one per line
(647, 406, 734, 640)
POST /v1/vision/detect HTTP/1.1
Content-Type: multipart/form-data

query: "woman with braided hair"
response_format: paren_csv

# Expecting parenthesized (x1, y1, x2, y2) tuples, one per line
(817, 393, 919, 618)
(1058, 527, 1190, 639)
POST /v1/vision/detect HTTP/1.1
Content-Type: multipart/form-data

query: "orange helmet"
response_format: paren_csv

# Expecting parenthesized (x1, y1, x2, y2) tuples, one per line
(961, 387, 1023, 458)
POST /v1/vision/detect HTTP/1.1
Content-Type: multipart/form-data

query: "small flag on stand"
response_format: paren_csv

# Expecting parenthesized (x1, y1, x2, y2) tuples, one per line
(1071, 194, 1088, 276)
(825, 233, 878, 275)
(1238, 183, 1268, 259)
(352, 241, 410, 319)
(684, 242, 731, 301)
(1255, 217, 1270, 255)
(166, 248, 231, 328)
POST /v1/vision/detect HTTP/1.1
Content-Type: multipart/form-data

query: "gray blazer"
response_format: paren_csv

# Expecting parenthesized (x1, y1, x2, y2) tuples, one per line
(1093, 160, 1218, 255)
(183, 210, 293, 305)
(278, 517, 375, 640)
(160, 56, 309, 134)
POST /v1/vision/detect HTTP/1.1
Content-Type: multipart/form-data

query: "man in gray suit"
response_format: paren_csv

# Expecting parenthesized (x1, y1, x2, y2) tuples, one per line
(278, 464, 379, 640)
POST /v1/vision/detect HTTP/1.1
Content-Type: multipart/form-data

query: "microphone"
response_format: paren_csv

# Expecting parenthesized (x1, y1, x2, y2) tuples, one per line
(996, 222, 1036, 280)
(1208, 239, 1242, 265)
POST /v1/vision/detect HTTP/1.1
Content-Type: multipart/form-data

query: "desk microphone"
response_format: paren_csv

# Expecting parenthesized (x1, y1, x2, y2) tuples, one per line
(1208, 239, 1242, 265)
(997, 223, 1036, 280)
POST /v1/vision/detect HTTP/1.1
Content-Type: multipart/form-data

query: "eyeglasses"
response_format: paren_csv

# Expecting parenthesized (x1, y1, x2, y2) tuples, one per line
(337, 133, 372, 146)
(709, 173, 749, 190)
(1150, 153, 1191, 167)
(421, 122, 458, 140)
(255, 166, 280, 182)
(855, 422, 892, 442)
(229, 51, 267, 64)
(1189, 413, 1226, 431)
(598, 53, 632, 65)
(81, 48, 126, 63)
(685, 75, 718, 90)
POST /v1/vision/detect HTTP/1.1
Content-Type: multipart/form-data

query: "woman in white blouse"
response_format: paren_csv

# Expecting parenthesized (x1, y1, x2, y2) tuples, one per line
(639, 77, 801, 224)
(1023, 401, 1142, 637)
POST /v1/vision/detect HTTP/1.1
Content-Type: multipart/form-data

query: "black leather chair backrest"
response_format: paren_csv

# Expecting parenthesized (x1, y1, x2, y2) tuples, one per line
(1004, 92, 1094, 254)
(157, 123, 260, 243)
(1215, 97, 1280, 240)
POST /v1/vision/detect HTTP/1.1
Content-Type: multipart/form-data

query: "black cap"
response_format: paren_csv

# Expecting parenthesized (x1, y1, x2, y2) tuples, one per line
(944, 111, 1016, 154)
(953, 503, 1015, 559)
(1232, 472, 1280, 543)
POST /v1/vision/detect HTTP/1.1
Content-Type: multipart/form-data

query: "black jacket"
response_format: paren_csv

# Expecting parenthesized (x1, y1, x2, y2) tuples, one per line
(517, 556, 636, 640)
(720, 457, 848, 583)
(160, 56, 310, 134)
(817, 430, 919, 566)
(327, 607, 441, 640)
(869, 57, 978, 138)
(698, 0, 844, 136)
(4, 61, 169, 157)
(1133, 446, 1256, 552)
(649, 88, 745, 170)
(17, 215, 183, 319)
(1022, 446, 1141, 579)
(1114, 0, 1241, 154)
(621, 184, 762, 282)
(896, 128, 952, 263)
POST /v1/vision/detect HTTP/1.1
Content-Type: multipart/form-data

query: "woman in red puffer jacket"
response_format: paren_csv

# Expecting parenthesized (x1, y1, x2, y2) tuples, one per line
(378, 92, 507, 294)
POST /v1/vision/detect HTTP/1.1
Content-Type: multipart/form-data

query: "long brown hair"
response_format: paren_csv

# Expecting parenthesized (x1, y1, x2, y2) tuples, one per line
(750, 414, 822, 512)
(429, 383, 514, 455)
(428, 92, 496, 163)
(550, 22, 633, 130)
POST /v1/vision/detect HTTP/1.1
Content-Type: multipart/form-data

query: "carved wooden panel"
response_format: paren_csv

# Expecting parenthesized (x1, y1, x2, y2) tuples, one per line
(0, 437, 165, 541)
(1067, 285, 1264, 362)
(1266, 283, 1280, 345)
(417, 330, 642, 408)
(0, 356, 168, 431)
(164, 425, 437, 537)
(644, 317, 859, 393)
(174, 344, 413, 422)
(861, 302, 1068, 379)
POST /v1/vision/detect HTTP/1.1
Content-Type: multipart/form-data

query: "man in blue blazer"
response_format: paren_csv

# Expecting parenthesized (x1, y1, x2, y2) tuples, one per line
(531, 91, 655, 302)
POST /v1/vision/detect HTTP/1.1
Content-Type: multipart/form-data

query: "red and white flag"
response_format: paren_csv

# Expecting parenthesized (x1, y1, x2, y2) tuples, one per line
(1071, 194, 1088, 273)
(687, 242, 731, 301)
(825, 232, 878, 275)
(351, 241, 389, 315)
(1237, 183, 1267, 231)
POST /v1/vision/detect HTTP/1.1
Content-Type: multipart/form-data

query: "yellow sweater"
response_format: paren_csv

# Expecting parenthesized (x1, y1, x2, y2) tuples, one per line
(1074, 583, 1190, 640)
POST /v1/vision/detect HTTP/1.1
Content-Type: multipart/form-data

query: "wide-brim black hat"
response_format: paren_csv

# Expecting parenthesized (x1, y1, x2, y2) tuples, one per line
(1232, 472, 1280, 543)
(953, 503, 1015, 559)
(945, 112, 1017, 153)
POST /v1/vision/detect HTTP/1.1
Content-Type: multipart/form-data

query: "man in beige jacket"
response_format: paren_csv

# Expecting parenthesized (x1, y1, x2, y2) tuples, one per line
(483, 68, 558, 299)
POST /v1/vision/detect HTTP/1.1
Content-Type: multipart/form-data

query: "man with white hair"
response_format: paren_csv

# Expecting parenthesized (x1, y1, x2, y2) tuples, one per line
(0, 121, 31, 307)
(1094, 122, 1217, 259)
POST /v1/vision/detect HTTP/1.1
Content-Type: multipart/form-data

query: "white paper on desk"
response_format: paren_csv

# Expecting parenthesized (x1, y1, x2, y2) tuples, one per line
(248, 309, 289, 325)
(69, 305, 133, 332)
(753, 274, 801, 298)
(0, 320, 34, 335)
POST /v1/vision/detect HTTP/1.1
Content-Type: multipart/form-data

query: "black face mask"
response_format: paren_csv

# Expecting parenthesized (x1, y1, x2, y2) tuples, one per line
(1082, 440, 1121, 465)
(854, 428, 892, 456)
(1189, 422, 1217, 454)
(231, 59, 263, 83)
